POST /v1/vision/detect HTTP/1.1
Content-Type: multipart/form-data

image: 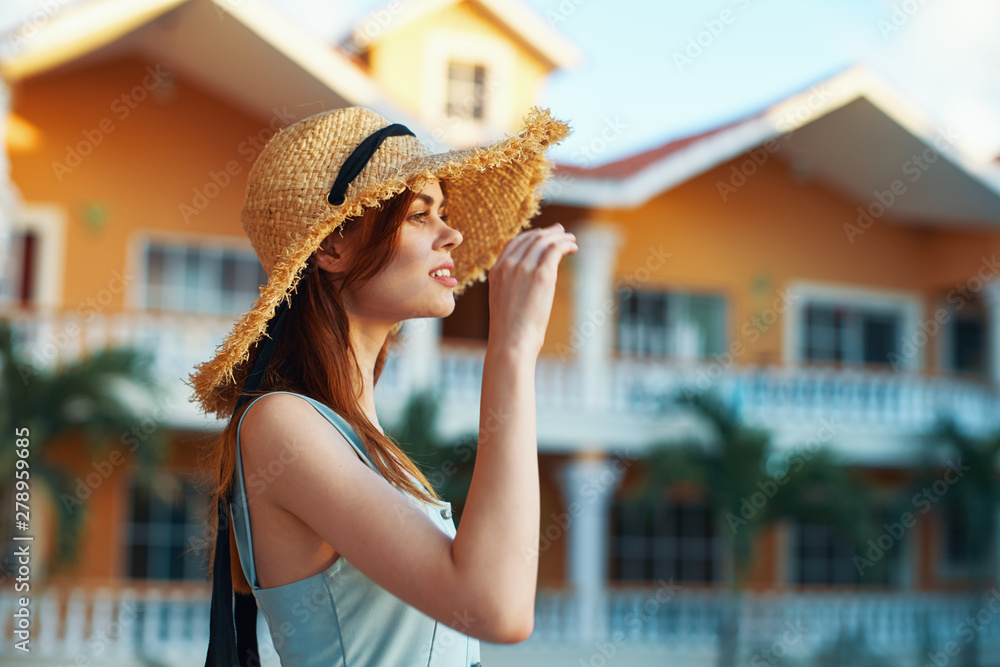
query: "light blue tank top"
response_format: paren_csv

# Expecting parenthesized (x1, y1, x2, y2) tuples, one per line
(231, 391, 483, 666)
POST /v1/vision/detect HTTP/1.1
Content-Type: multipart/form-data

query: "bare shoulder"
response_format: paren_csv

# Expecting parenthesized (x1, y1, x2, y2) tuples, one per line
(238, 392, 361, 473)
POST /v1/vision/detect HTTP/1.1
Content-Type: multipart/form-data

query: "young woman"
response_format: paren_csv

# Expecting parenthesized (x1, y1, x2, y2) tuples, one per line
(190, 106, 574, 666)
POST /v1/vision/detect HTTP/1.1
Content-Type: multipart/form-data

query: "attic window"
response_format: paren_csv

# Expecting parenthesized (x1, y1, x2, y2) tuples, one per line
(445, 60, 487, 121)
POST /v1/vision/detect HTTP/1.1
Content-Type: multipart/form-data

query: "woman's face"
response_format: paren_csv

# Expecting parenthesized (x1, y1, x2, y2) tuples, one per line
(320, 178, 464, 323)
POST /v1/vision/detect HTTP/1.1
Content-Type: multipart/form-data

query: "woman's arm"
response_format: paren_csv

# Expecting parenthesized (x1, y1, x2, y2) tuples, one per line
(450, 344, 538, 641)
(450, 222, 578, 641)
(241, 223, 577, 644)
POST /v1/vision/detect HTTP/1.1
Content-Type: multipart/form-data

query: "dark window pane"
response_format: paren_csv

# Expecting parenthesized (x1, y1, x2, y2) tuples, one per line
(862, 312, 898, 365)
(944, 505, 970, 565)
(131, 484, 150, 523)
(130, 544, 148, 579)
(952, 317, 986, 374)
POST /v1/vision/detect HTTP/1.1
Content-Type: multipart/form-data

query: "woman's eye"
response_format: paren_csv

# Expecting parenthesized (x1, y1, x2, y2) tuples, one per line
(410, 210, 449, 223)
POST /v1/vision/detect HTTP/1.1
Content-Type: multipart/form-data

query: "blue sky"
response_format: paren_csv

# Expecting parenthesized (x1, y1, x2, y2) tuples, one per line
(3, 0, 999, 167)
(273, 0, 1000, 167)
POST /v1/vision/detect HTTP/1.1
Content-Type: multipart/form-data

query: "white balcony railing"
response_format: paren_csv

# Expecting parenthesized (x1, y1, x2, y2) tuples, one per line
(4, 309, 999, 440)
(2, 586, 997, 665)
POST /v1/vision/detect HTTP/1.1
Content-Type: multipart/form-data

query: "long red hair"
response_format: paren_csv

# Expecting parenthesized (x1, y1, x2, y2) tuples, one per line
(200, 185, 446, 594)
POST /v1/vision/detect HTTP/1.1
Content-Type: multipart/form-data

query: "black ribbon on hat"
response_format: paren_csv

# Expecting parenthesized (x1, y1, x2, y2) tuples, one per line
(205, 121, 413, 666)
(204, 293, 292, 667)
(327, 123, 415, 206)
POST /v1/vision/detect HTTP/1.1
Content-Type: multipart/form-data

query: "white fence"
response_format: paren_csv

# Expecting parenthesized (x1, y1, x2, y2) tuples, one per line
(2, 586, 998, 665)
(5, 308, 999, 440)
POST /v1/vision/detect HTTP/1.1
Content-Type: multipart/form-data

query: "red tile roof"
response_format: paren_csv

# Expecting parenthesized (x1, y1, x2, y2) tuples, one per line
(552, 65, 852, 181)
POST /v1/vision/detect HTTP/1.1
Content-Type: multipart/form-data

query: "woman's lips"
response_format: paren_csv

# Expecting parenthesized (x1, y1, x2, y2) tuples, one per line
(430, 274, 458, 287)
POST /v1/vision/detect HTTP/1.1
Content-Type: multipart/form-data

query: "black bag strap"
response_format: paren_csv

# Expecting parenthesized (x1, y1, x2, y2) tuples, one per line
(204, 293, 294, 666)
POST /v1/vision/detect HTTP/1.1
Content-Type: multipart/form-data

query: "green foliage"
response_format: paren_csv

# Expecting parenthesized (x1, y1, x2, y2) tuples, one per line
(620, 389, 878, 591)
(0, 322, 169, 571)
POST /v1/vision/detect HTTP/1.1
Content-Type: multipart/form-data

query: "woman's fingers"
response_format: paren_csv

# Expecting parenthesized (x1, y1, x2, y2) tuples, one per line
(502, 223, 572, 269)
(522, 235, 578, 271)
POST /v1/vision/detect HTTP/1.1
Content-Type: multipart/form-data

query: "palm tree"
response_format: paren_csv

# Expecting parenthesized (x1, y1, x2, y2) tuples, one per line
(618, 389, 879, 667)
(913, 415, 1000, 667)
(0, 322, 168, 578)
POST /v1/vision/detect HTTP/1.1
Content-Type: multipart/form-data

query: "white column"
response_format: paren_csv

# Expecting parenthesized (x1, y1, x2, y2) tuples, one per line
(982, 280, 1000, 386)
(557, 451, 626, 641)
(570, 223, 623, 408)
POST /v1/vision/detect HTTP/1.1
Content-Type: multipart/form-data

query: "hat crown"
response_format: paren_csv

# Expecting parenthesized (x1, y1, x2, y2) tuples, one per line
(241, 107, 430, 275)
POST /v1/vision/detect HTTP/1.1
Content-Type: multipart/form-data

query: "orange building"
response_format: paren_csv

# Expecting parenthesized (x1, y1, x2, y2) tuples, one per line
(1, 0, 999, 664)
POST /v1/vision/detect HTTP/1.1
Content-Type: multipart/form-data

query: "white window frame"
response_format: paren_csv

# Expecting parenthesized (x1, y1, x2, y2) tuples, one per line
(783, 281, 923, 371)
(128, 232, 262, 315)
(0, 202, 66, 308)
(421, 29, 513, 145)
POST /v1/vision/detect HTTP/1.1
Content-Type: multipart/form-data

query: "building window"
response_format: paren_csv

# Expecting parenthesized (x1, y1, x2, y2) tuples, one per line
(124, 473, 207, 581)
(946, 297, 988, 376)
(793, 519, 901, 586)
(794, 522, 859, 585)
(611, 497, 720, 584)
(942, 503, 974, 570)
(445, 60, 487, 121)
(801, 303, 901, 366)
(0, 229, 37, 307)
(616, 289, 726, 359)
(141, 240, 265, 316)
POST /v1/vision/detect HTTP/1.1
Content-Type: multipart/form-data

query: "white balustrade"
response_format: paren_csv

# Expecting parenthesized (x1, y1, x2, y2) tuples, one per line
(4, 308, 998, 438)
(2, 586, 997, 663)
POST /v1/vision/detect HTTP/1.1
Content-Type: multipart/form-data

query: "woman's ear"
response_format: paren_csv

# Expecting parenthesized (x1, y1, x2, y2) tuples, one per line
(313, 235, 344, 274)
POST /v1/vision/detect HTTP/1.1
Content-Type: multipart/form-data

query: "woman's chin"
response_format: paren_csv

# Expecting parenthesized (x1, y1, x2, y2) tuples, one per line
(426, 297, 456, 319)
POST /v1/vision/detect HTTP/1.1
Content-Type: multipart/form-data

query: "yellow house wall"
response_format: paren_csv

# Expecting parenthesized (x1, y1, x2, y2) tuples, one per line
(8, 55, 293, 312)
(536, 155, 1000, 376)
(368, 0, 548, 134)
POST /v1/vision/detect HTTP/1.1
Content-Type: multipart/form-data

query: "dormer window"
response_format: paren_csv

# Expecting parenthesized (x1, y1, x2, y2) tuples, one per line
(445, 60, 487, 121)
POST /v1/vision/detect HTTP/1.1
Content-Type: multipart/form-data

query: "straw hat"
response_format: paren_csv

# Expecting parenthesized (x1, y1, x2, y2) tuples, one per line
(188, 105, 572, 418)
